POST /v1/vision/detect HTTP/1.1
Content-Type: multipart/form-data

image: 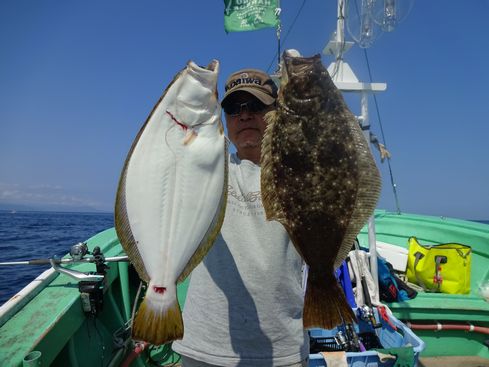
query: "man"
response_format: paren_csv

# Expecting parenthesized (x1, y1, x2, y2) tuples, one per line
(172, 69, 308, 367)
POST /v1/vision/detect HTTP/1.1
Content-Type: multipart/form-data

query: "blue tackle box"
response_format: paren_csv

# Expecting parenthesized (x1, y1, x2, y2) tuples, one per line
(308, 307, 425, 367)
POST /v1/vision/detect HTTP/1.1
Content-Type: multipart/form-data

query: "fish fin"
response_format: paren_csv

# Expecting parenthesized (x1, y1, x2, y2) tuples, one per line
(261, 110, 287, 224)
(132, 285, 183, 345)
(183, 130, 198, 145)
(177, 138, 229, 283)
(218, 119, 225, 135)
(303, 271, 356, 329)
(334, 113, 382, 268)
(115, 157, 150, 282)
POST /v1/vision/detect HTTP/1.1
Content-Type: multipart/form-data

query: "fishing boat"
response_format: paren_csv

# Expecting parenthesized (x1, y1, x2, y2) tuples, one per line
(1, 210, 487, 366)
(1, 2, 488, 367)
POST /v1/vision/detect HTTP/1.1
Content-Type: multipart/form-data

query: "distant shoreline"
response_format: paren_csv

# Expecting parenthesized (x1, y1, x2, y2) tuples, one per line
(0, 208, 487, 224)
(0, 209, 113, 215)
(4, 208, 489, 224)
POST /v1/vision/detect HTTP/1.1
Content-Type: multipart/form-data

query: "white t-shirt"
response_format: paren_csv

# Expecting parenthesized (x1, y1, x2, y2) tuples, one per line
(172, 153, 308, 366)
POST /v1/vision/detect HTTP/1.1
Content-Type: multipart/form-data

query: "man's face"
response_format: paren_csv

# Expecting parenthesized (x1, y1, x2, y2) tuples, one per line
(224, 91, 274, 152)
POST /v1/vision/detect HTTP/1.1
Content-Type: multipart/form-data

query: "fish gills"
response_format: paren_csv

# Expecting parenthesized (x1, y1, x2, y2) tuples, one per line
(261, 52, 381, 329)
(115, 60, 227, 345)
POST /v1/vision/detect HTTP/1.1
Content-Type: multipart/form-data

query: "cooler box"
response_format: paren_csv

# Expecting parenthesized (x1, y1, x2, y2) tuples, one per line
(308, 308, 425, 367)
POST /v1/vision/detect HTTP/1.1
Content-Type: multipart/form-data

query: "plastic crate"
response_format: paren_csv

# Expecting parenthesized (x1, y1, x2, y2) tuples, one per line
(308, 308, 425, 367)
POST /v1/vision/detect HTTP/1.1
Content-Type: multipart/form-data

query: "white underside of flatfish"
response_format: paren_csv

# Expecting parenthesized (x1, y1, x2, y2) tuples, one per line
(125, 103, 225, 286)
(115, 60, 227, 345)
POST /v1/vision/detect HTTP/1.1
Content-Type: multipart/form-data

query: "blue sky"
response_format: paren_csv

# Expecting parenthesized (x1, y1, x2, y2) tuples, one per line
(0, 1, 488, 220)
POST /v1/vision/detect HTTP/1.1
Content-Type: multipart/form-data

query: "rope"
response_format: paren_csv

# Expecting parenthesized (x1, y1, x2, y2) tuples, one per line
(329, 0, 348, 80)
(276, 0, 282, 68)
(362, 48, 402, 214)
(266, 0, 307, 73)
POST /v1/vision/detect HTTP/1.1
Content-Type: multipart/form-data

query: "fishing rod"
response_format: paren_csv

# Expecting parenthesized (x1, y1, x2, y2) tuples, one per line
(0, 256, 129, 266)
(0, 242, 129, 266)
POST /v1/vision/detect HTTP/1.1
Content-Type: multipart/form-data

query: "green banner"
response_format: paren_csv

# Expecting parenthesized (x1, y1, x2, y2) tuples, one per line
(224, 0, 279, 33)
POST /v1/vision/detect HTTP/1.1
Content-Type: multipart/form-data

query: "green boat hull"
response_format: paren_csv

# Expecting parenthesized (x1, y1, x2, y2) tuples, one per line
(0, 210, 488, 365)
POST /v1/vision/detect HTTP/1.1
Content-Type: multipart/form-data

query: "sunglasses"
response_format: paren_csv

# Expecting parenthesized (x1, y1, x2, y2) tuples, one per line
(223, 99, 268, 116)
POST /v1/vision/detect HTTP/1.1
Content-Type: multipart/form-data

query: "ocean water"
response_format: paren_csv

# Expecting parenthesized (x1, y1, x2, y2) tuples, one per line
(0, 211, 487, 307)
(0, 211, 114, 305)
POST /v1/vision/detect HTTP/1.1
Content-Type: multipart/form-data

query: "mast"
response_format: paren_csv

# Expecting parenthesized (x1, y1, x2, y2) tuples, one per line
(324, 0, 386, 287)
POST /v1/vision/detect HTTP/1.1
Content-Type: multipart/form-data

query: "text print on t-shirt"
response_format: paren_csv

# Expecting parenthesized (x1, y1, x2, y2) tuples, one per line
(227, 184, 265, 217)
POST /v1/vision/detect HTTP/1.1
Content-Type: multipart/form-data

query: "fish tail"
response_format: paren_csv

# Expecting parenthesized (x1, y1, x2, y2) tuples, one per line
(303, 271, 356, 329)
(132, 284, 183, 345)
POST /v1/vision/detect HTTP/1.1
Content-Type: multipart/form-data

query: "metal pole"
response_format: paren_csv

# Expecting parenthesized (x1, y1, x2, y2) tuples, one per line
(360, 90, 378, 285)
(337, 0, 345, 45)
(0, 255, 129, 266)
(276, 0, 282, 69)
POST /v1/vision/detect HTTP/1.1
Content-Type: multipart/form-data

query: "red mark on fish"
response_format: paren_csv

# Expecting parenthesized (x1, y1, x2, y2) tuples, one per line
(166, 110, 188, 131)
(153, 286, 166, 294)
(166, 110, 198, 145)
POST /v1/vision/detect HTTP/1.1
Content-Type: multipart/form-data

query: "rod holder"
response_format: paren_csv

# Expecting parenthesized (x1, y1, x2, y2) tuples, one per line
(23, 351, 42, 367)
(50, 259, 104, 282)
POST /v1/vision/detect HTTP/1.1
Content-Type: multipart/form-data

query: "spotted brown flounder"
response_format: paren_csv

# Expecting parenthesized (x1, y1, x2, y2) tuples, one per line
(261, 51, 381, 329)
(115, 60, 227, 345)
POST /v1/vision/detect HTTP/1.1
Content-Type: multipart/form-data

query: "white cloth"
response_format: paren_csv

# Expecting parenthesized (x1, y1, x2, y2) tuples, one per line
(173, 153, 308, 367)
(320, 351, 348, 367)
(180, 355, 308, 367)
(347, 250, 380, 306)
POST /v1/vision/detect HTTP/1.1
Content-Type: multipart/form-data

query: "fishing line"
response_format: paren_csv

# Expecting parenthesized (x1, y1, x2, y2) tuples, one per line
(329, 0, 347, 80)
(343, 0, 401, 214)
(131, 281, 144, 328)
(266, 0, 307, 74)
(362, 48, 402, 214)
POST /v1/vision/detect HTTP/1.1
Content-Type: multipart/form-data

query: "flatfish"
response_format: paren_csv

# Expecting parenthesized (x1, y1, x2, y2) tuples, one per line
(261, 51, 381, 329)
(115, 60, 227, 345)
